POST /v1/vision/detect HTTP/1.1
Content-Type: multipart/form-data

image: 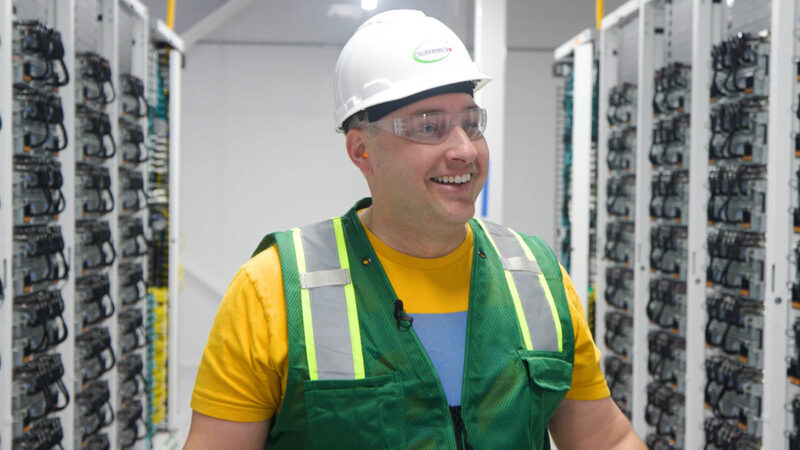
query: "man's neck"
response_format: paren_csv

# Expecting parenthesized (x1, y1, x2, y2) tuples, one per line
(358, 207, 468, 258)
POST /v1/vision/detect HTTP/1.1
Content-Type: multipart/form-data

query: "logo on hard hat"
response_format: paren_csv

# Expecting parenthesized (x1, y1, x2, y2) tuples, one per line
(413, 41, 452, 63)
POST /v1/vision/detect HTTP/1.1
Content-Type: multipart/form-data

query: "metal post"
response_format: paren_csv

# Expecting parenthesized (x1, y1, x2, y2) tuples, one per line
(762, 0, 796, 446)
(685, 0, 713, 447)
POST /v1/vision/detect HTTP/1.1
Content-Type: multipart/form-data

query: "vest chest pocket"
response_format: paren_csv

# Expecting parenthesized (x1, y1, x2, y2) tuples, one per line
(303, 373, 406, 449)
(518, 351, 573, 446)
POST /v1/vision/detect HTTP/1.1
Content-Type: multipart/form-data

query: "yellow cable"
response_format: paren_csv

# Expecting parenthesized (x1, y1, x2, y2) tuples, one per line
(167, 0, 176, 30)
(596, 0, 604, 29)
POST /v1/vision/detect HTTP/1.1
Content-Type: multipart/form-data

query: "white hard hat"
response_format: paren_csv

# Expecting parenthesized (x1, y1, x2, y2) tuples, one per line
(333, 9, 491, 132)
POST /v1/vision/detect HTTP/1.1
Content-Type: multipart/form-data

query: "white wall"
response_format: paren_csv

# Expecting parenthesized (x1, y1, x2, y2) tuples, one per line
(176, 42, 369, 392)
(503, 49, 558, 245)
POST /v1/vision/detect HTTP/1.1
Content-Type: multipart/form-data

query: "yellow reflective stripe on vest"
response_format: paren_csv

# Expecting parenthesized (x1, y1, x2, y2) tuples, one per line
(332, 217, 365, 379)
(292, 218, 364, 380)
(475, 219, 563, 352)
(511, 230, 563, 353)
(291, 227, 318, 380)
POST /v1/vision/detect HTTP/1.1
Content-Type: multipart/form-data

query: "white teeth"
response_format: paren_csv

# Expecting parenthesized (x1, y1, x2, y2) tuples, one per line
(434, 173, 471, 184)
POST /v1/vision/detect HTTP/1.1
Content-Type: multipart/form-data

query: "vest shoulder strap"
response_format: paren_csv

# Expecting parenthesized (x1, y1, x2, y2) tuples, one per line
(472, 218, 572, 357)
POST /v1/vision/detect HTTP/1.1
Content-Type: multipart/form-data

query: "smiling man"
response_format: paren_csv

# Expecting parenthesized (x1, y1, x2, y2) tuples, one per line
(184, 9, 644, 450)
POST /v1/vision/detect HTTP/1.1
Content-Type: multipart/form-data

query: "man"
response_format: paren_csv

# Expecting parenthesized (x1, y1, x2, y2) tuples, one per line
(185, 9, 644, 449)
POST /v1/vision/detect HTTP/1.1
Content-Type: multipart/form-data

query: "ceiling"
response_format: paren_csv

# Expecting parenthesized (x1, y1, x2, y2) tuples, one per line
(141, 0, 629, 50)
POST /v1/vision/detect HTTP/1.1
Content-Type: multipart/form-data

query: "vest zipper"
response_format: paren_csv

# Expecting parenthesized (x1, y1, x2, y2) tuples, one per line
(449, 406, 473, 450)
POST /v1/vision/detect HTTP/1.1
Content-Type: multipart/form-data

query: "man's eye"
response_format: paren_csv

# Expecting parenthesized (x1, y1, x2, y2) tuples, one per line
(416, 123, 440, 135)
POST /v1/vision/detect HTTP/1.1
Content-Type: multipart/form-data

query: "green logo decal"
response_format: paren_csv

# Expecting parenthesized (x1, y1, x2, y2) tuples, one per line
(413, 41, 452, 63)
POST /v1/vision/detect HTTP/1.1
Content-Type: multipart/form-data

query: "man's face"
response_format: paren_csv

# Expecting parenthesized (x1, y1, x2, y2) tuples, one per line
(362, 92, 489, 231)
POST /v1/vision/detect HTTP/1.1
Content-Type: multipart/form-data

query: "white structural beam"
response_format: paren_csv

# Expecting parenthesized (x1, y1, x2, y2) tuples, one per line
(571, 40, 594, 315)
(0, 0, 14, 446)
(685, 1, 713, 448)
(182, 0, 256, 49)
(762, 0, 796, 446)
(554, 28, 594, 62)
(631, 1, 659, 436)
(474, 0, 507, 222)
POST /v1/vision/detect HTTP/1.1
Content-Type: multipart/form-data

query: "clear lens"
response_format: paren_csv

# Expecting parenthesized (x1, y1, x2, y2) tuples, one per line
(369, 107, 487, 144)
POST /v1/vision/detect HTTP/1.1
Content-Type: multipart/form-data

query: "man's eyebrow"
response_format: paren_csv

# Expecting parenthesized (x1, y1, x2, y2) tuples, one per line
(406, 104, 479, 116)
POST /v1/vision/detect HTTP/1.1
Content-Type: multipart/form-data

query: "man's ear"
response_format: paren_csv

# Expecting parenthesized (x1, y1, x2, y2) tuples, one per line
(346, 129, 374, 175)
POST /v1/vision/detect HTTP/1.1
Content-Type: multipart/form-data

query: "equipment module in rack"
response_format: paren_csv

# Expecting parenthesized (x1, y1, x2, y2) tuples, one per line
(704, 30, 769, 449)
(604, 81, 637, 419)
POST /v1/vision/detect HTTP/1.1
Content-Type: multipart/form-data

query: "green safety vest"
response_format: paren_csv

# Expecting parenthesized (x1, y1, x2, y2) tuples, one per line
(252, 198, 575, 449)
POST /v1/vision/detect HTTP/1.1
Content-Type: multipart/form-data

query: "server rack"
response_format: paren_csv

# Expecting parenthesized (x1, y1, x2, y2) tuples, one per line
(0, 2, 183, 449)
(553, 29, 599, 326)
(584, 0, 799, 447)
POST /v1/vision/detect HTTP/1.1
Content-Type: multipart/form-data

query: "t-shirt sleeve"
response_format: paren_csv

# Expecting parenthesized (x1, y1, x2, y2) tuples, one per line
(560, 265, 611, 400)
(190, 247, 285, 422)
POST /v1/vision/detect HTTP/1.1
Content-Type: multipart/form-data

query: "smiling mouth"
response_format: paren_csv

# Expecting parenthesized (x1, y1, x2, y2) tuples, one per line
(431, 173, 472, 185)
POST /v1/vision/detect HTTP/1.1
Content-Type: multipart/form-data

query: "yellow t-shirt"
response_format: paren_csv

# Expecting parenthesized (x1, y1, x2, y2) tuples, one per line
(191, 225, 610, 422)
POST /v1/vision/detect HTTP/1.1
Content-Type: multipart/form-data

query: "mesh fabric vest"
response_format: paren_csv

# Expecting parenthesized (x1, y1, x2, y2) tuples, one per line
(253, 198, 575, 449)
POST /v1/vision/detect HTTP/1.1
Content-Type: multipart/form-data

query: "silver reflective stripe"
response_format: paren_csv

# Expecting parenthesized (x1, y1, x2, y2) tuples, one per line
(502, 256, 541, 273)
(482, 220, 560, 352)
(301, 220, 355, 379)
(300, 269, 350, 289)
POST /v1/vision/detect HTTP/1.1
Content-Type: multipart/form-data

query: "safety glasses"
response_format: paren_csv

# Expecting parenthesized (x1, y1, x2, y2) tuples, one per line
(366, 107, 487, 144)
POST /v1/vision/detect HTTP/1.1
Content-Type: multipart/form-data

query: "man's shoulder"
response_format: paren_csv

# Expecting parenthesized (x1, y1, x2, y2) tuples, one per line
(242, 242, 283, 285)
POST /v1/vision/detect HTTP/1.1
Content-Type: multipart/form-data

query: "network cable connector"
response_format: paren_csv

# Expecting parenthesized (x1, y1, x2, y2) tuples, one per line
(12, 20, 69, 88)
(12, 289, 67, 365)
(76, 162, 115, 219)
(12, 418, 64, 450)
(607, 126, 636, 171)
(120, 74, 149, 119)
(12, 154, 66, 225)
(76, 220, 116, 274)
(607, 83, 638, 127)
(76, 274, 114, 328)
(118, 397, 146, 448)
(118, 354, 145, 400)
(12, 354, 69, 433)
(119, 216, 149, 259)
(648, 331, 685, 390)
(645, 382, 685, 448)
(705, 295, 764, 368)
(118, 308, 146, 354)
(649, 225, 688, 280)
(705, 230, 765, 300)
(707, 165, 767, 232)
(12, 85, 68, 155)
(649, 171, 689, 223)
(75, 380, 114, 444)
(119, 116, 148, 165)
(653, 63, 691, 116)
(710, 32, 770, 101)
(649, 114, 690, 168)
(647, 279, 687, 334)
(119, 167, 147, 214)
(605, 267, 634, 312)
(12, 225, 69, 295)
(604, 222, 635, 265)
(76, 52, 115, 108)
(605, 311, 634, 359)
(76, 327, 116, 384)
(704, 357, 763, 438)
(708, 100, 769, 164)
(604, 356, 633, 419)
(119, 262, 147, 307)
(76, 104, 115, 161)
